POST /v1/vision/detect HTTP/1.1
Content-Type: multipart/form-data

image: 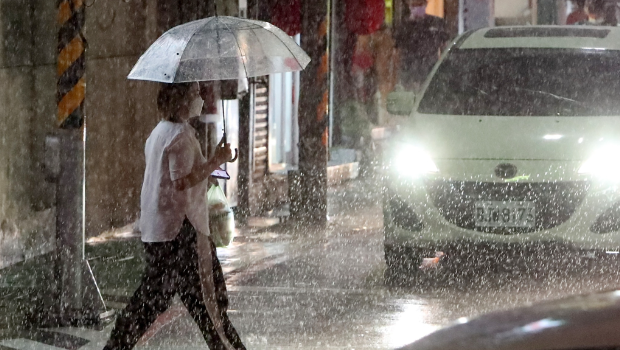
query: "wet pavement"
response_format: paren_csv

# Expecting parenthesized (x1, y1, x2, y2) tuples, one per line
(3, 178, 620, 350)
(214, 223, 620, 349)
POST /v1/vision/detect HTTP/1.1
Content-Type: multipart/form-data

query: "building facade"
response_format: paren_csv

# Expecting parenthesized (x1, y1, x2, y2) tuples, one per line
(5, 0, 585, 268)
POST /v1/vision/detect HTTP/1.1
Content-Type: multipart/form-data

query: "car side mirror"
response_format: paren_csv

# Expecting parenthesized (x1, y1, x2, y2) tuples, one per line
(386, 85, 415, 116)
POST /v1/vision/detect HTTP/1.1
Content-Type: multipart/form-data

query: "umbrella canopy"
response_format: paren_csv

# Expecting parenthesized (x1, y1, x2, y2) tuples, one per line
(128, 16, 311, 83)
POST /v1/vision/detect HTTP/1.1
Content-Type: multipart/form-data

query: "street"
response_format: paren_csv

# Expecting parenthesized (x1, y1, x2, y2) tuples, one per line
(3, 179, 620, 350)
(1, 2, 620, 350)
(221, 208, 620, 349)
(87, 180, 620, 349)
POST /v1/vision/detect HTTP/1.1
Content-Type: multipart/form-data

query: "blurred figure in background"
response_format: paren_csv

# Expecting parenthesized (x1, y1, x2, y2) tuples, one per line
(566, 0, 589, 25)
(370, 24, 399, 117)
(577, 0, 618, 26)
(394, 0, 448, 92)
(351, 34, 376, 103)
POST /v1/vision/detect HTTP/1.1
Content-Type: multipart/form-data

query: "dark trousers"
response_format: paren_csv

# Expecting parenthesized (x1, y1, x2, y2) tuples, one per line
(104, 219, 246, 350)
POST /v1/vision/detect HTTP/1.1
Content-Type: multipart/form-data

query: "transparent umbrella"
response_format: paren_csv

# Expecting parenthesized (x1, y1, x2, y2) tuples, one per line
(128, 16, 311, 163)
(127, 16, 311, 83)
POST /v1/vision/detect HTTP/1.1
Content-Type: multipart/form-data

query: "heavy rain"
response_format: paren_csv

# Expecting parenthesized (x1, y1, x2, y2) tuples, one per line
(2, 1, 620, 350)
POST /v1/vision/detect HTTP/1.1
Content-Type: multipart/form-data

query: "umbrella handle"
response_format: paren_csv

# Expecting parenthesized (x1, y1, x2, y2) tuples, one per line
(229, 148, 238, 163)
(217, 134, 236, 162)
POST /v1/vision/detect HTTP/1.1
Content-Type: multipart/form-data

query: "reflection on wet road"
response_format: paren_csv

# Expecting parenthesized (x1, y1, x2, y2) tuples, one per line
(98, 180, 620, 350)
(225, 225, 620, 349)
(220, 181, 620, 350)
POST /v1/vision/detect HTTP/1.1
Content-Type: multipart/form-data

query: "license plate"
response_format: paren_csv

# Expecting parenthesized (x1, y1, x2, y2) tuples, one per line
(474, 201, 536, 228)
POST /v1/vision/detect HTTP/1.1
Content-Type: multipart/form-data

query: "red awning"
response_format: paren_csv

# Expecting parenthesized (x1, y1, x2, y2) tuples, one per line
(271, 0, 301, 36)
(345, 0, 385, 35)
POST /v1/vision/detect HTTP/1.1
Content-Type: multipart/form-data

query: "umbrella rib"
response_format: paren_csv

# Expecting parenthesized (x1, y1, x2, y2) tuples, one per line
(259, 23, 305, 71)
(176, 17, 215, 82)
(220, 19, 250, 79)
(236, 18, 304, 68)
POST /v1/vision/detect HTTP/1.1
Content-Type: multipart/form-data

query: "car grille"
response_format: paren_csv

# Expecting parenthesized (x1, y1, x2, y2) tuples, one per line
(426, 180, 590, 234)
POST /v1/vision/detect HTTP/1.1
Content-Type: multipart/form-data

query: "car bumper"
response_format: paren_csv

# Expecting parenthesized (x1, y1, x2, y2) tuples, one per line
(384, 176, 620, 252)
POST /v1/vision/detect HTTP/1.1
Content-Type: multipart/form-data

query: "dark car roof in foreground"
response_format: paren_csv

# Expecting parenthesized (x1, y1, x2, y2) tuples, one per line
(399, 289, 620, 350)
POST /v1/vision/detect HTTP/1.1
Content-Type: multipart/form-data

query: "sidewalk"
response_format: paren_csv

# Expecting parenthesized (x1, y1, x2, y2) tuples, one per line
(0, 218, 321, 350)
(87, 216, 315, 309)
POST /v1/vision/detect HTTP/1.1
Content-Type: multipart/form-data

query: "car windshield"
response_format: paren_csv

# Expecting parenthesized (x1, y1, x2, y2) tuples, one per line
(418, 48, 620, 116)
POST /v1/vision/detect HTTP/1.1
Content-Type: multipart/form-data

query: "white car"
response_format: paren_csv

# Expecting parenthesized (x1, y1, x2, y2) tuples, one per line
(384, 26, 620, 280)
(399, 289, 620, 350)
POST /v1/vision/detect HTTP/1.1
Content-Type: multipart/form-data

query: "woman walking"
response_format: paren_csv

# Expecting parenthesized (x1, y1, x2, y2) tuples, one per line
(103, 82, 245, 350)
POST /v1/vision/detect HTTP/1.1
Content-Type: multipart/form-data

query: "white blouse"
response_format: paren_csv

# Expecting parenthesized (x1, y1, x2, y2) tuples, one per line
(140, 121, 209, 242)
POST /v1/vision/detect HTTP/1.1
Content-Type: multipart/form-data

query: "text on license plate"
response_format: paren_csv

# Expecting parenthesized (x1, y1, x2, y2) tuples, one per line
(474, 201, 536, 228)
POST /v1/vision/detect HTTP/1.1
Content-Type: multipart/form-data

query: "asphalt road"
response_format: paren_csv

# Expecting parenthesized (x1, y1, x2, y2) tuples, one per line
(8, 179, 617, 350)
(222, 232, 620, 349)
(210, 180, 620, 350)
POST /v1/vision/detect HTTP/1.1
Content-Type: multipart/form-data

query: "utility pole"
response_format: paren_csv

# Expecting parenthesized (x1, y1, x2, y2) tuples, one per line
(236, 0, 257, 223)
(47, 0, 105, 326)
(294, 0, 330, 225)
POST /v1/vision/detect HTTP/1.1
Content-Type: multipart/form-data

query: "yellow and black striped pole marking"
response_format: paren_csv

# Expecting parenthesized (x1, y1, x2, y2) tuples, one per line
(57, 0, 85, 129)
(317, 18, 329, 148)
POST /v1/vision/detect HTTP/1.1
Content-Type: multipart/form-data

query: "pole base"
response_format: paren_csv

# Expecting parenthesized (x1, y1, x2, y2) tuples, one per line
(28, 309, 107, 329)
(27, 259, 109, 329)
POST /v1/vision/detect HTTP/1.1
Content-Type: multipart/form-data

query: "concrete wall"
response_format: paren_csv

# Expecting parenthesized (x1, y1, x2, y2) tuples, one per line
(0, 0, 161, 267)
(83, 1, 159, 235)
(495, 0, 529, 18)
(0, 0, 58, 267)
(494, 0, 531, 25)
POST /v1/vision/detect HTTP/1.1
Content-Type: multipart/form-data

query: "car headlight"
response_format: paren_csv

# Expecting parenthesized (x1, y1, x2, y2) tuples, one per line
(578, 145, 620, 181)
(392, 145, 438, 178)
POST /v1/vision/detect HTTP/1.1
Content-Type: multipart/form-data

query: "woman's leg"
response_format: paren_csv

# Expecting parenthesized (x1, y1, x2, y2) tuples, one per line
(103, 241, 178, 350)
(208, 235, 246, 350)
(176, 220, 246, 350)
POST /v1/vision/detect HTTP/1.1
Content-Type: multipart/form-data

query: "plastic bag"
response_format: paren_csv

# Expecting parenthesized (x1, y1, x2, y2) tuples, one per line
(207, 184, 235, 247)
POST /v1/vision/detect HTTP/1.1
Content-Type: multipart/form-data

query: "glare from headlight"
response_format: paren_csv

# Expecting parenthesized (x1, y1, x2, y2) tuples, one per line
(393, 145, 438, 178)
(579, 145, 620, 181)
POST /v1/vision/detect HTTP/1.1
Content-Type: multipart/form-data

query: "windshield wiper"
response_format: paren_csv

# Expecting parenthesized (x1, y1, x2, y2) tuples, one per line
(459, 81, 489, 96)
(512, 87, 580, 104)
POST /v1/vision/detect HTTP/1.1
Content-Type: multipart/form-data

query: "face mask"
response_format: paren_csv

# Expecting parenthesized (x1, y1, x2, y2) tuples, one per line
(189, 96, 204, 118)
(409, 5, 426, 19)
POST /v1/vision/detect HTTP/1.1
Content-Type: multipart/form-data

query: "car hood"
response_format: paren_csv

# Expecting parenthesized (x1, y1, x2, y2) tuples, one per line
(399, 289, 620, 350)
(401, 114, 620, 161)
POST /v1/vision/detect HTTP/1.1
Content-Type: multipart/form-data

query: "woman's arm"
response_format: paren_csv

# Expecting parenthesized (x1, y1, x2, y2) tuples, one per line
(173, 142, 233, 191)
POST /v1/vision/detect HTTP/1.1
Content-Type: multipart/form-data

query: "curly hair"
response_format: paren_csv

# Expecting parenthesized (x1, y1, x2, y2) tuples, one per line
(157, 83, 193, 122)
